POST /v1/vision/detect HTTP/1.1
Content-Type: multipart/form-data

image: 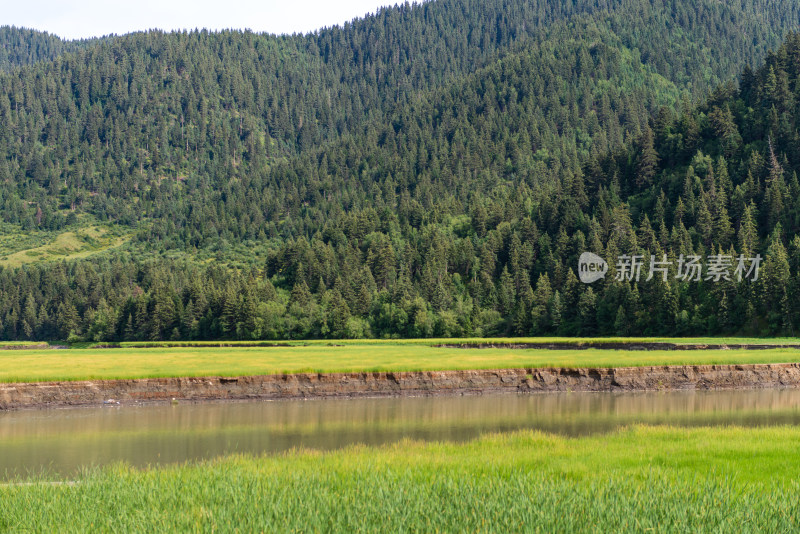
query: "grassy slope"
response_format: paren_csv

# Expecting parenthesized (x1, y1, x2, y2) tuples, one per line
(0, 225, 129, 267)
(2, 426, 799, 531)
(2, 342, 800, 382)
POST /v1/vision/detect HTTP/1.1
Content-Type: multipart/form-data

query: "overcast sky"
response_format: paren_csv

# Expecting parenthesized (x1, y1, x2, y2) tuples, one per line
(4, 0, 398, 40)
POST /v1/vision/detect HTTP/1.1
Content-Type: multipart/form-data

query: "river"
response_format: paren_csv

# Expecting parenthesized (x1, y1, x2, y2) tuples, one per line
(2, 388, 800, 479)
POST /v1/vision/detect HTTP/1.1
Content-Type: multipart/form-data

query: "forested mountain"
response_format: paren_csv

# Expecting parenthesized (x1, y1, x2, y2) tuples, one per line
(2, 0, 799, 233)
(1, 0, 800, 341)
(0, 27, 87, 71)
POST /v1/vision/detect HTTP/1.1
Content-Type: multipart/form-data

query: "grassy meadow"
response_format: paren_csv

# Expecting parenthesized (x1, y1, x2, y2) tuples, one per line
(2, 338, 800, 382)
(3, 340, 799, 531)
(0, 224, 129, 268)
(2, 425, 799, 532)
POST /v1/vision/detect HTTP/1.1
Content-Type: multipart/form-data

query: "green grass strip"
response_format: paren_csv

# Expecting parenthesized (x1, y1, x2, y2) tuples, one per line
(1, 425, 799, 532)
(2, 343, 800, 382)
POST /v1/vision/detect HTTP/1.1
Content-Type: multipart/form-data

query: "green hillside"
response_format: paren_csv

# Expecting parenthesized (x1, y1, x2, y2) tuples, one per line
(1, 0, 800, 341)
(0, 27, 79, 71)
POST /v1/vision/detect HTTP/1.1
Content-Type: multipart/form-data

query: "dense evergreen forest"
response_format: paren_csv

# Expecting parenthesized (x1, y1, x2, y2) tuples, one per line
(2, 0, 800, 340)
(0, 27, 79, 71)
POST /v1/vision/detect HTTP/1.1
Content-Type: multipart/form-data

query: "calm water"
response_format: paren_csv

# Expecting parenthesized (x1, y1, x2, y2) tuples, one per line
(2, 389, 800, 478)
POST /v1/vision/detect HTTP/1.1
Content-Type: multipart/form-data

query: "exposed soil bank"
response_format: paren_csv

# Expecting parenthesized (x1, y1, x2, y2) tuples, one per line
(0, 344, 62, 350)
(438, 342, 800, 350)
(3, 363, 800, 410)
(90, 342, 295, 349)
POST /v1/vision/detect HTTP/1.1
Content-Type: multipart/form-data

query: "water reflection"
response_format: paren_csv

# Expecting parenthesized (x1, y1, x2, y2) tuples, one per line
(1, 388, 799, 478)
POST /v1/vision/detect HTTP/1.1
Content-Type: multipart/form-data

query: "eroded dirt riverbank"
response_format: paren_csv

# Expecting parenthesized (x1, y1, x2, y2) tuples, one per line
(437, 342, 800, 350)
(3, 363, 800, 410)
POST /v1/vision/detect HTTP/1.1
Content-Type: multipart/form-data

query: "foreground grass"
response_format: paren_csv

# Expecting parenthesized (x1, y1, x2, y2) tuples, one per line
(3, 342, 800, 382)
(2, 425, 799, 532)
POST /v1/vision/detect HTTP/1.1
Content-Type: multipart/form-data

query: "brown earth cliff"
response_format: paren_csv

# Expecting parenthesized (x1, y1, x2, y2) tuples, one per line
(3, 363, 800, 410)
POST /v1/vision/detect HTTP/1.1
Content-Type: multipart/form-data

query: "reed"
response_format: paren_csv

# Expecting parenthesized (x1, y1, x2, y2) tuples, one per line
(1, 425, 798, 532)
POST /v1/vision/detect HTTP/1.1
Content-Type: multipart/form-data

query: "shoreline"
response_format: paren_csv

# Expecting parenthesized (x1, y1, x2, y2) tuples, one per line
(437, 342, 800, 350)
(3, 363, 800, 410)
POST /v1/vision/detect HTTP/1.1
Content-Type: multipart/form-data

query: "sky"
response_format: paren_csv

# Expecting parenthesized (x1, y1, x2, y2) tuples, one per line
(3, 0, 398, 40)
